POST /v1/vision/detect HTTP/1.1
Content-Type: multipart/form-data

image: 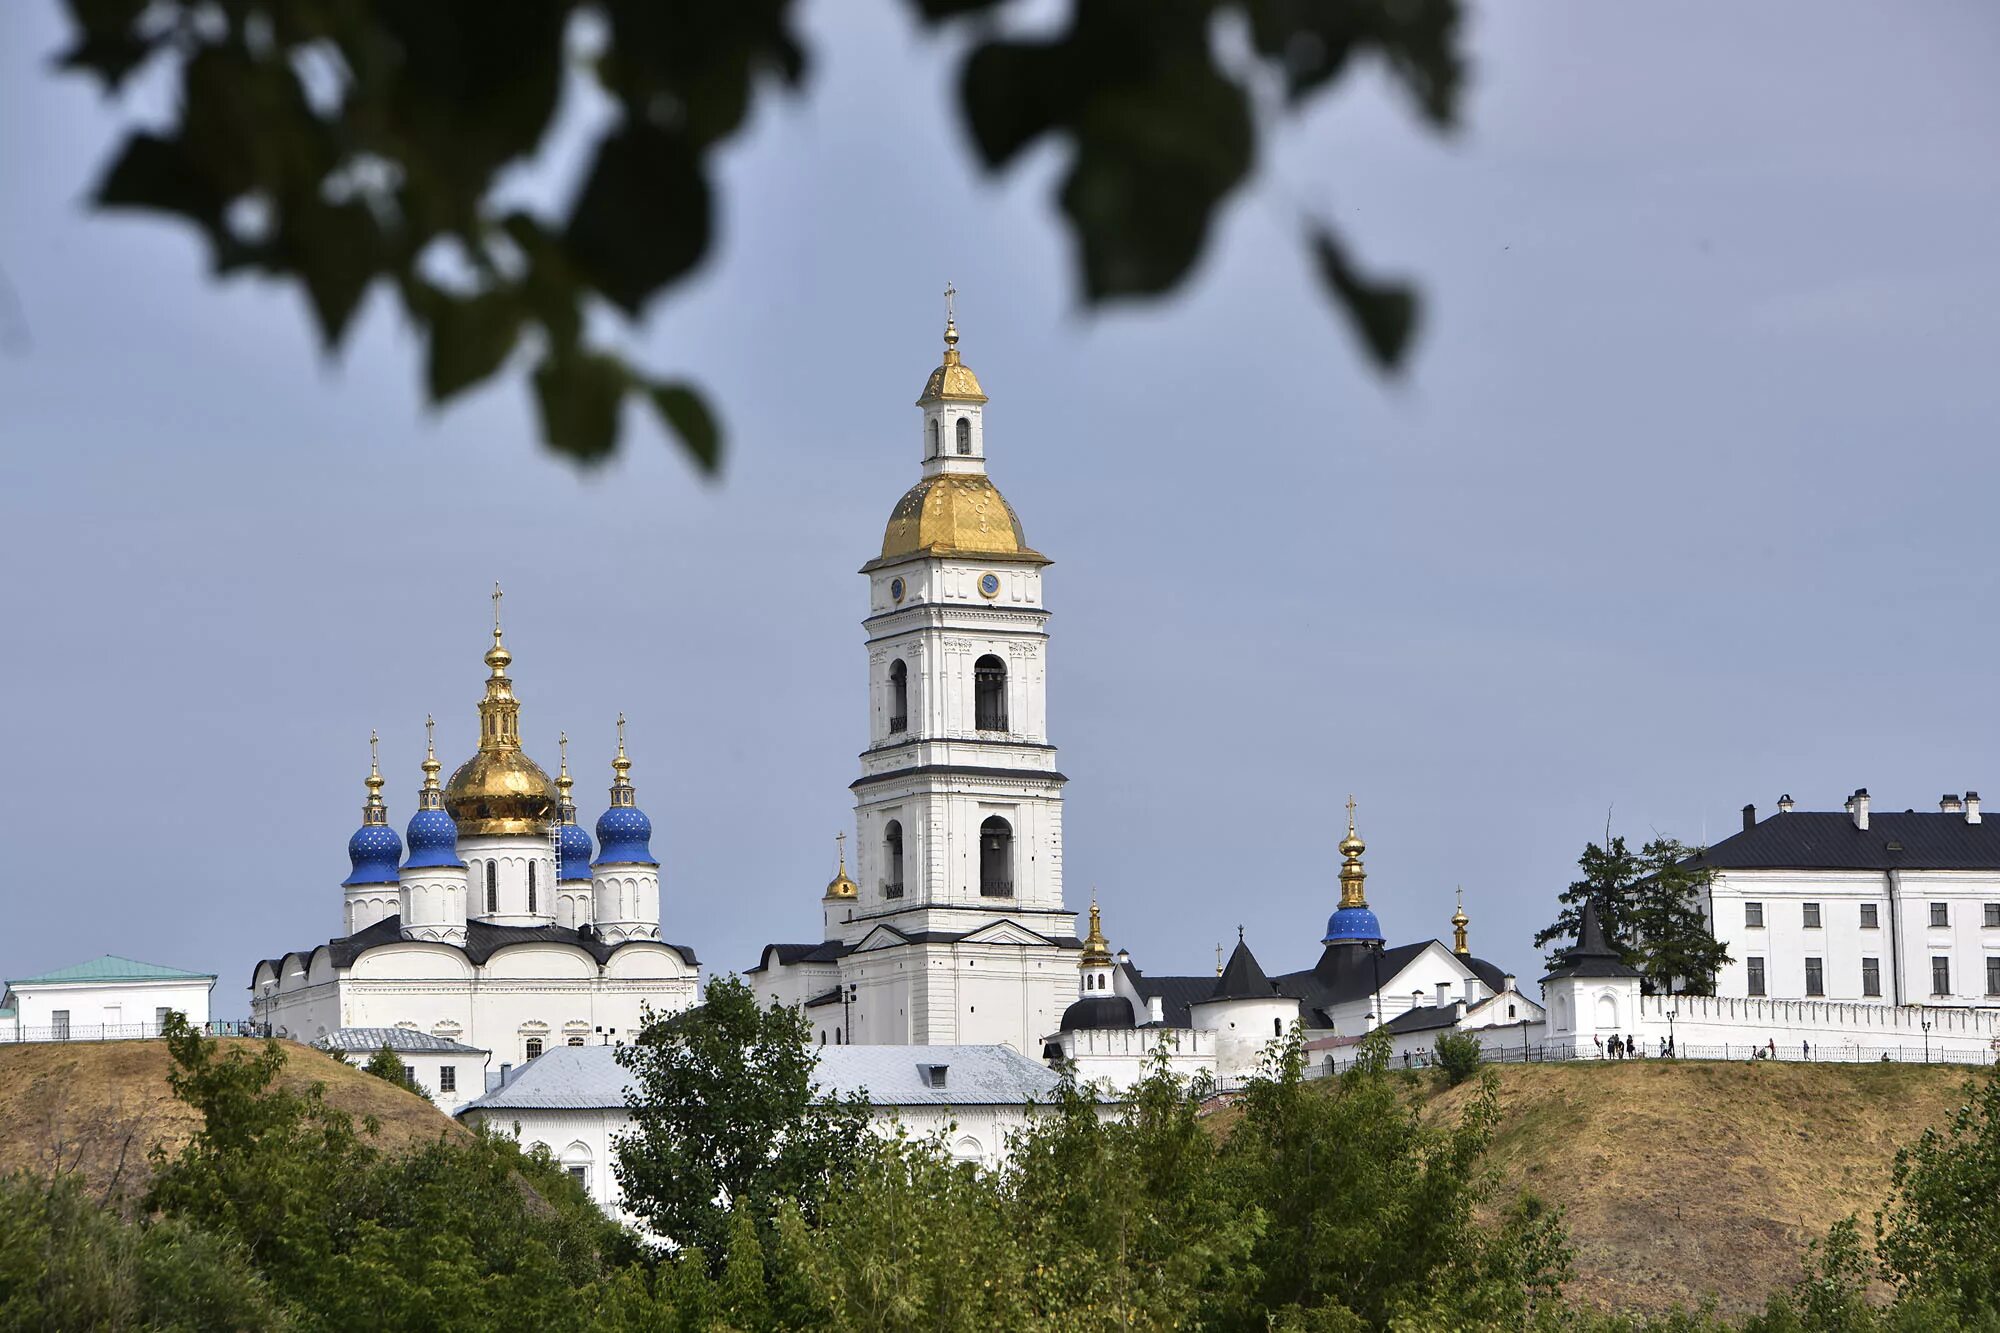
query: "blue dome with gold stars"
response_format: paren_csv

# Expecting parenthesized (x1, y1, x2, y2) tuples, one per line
(404, 807, 464, 870)
(560, 821, 594, 880)
(343, 823, 403, 887)
(1321, 905, 1383, 945)
(594, 806, 655, 866)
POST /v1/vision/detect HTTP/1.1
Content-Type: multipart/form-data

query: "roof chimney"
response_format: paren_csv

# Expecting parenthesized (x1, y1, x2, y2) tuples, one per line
(1436, 981, 1452, 1008)
(1848, 789, 1870, 830)
(1942, 794, 1964, 814)
(1778, 794, 1795, 814)
(1968, 791, 1982, 825)
(1502, 973, 1516, 993)
(1742, 803, 1756, 831)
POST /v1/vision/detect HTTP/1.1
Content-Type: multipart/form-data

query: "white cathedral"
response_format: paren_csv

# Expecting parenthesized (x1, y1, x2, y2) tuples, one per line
(251, 616, 700, 1074)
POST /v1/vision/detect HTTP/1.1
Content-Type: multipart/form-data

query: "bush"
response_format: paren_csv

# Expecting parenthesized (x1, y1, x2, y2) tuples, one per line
(1434, 1031, 1484, 1086)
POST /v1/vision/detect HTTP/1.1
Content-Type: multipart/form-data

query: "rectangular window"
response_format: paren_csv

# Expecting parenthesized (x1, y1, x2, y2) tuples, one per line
(439, 1065, 457, 1094)
(1862, 957, 1881, 997)
(50, 1010, 69, 1041)
(1860, 902, 1879, 929)
(1932, 956, 1951, 996)
(524, 1038, 544, 1061)
(1986, 903, 2000, 929)
(1804, 957, 1824, 997)
(1931, 902, 1950, 928)
(401, 1064, 416, 1086)
(1744, 901, 1764, 928)
(1988, 958, 2000, 997)
(1746, 957, 1766, 997)
(154, 1007, 172, 1029)
(1802, 902, 1822, 929)
(567, 1165, 589, 1190)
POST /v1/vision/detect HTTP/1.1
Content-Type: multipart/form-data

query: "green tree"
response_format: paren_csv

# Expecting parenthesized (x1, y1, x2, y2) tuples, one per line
(1535, 834, 1644, 971)
(361, 1042, 407, 1086)
(1628, 837, 1729, 996)
(1433, 1030, 1483, 1086)
(613, 975, 871, 1266)
(1874, 1060, 2000, 1321)
(53, 0, 1462, 468)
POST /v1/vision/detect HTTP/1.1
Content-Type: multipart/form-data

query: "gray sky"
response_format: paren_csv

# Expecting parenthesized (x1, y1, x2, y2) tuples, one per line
(3, 3, 1998, 1004)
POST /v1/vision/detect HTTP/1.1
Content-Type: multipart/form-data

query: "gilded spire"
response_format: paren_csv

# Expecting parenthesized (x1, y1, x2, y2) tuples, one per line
(362, 730, 388, 825)
(1338, 795, 1368, 910)
(476, 583, 522, 751)
(418, 714, 445, 811)
(556, 732, 577, 826)
(1452, 886, 1470, 956)
(824, 831, 858, 899)
(919, 282, 988, 403)
(1215, 942, 1224, 977)
(609, 714, 636, 808)
(1080, 897, 1112, 968)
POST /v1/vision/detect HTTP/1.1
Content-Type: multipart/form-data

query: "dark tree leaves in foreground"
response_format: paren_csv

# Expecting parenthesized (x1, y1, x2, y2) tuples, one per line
(613, 974, 871, 1264)
(55, 0, 1462, 468)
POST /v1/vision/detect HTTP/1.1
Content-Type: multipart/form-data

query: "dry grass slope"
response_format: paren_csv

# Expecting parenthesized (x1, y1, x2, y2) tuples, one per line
(1427, 1060, 1976, 1317)
(0, 1038, 467, 1202)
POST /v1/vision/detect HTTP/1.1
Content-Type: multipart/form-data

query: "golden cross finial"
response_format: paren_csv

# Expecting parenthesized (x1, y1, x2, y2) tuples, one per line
(945, 281, 957, 325)
(424, 714, 435, 757)
(1456, 885, 1464, 910)
(369, 729, 380, 774)
(559, 731, 569, 770)
(1346, 793, 1357, 833)
(616, 712, 627, 757)
(491, 582, 504, 635)
(835, 830, 846, 867)
(1215, 942, 1224, 976)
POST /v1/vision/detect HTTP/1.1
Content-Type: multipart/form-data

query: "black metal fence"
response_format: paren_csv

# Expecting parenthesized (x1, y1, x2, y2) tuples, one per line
(1321, 1038, 1994, 1077)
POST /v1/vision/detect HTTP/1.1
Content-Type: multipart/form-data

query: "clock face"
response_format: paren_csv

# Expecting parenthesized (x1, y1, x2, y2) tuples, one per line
(978, 572, 1001, 599)
(889, 577, 905, 603)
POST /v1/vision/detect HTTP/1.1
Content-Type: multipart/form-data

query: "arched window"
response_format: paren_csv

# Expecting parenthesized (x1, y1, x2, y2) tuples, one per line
(884, 821, 904, 898)
(485, 862, 497, 914)
(980, 816, 1013, 897)
(929, 418, 939, 457)
(888, 660, 908, 733)
(528, 862, 537, 913)
(524, 1037, 544, 1061)
(1274, 1017, 1283, 1037)
(956, 417, 972, 455)
(566, 1036, 584, 1047)
(835, 1027, 843, 1045)
(974, 655, 1007, 731)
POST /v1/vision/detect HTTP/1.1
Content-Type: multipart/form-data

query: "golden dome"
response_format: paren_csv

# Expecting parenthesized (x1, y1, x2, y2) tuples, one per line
(919, 314, 988, 403)
(873, 474, 1045, 566)
(1080, 900, 1112, 967)
(445, 748, 557, 836)
(443, 587, 557, 837)
(824, 833, 858, 899)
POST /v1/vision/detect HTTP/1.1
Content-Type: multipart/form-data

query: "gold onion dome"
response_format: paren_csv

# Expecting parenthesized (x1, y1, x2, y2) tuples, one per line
(824, 833, 858, 900)
(443, 586, 557, 837)
(919, 303, 988, 404)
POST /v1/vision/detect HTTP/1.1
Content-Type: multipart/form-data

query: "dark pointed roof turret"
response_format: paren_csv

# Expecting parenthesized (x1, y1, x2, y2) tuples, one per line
(1542, 900, 1641, 981)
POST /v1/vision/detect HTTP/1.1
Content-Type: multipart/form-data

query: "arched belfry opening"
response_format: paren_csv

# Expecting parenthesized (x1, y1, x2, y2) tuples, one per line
(888, 660, 908, 733)
(980, 816, 1013, 897)
(956, 417, 972, 455)
(884, 820, 905, 898)
(974, 655, 1007, 731)
(928, 418, 940, 458)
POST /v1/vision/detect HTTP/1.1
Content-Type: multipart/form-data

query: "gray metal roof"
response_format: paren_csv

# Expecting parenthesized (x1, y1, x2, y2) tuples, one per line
(455, 1042, 1068, 1115)
(1692, 808, 2000, 871)
(314, 1027, 489, 1055)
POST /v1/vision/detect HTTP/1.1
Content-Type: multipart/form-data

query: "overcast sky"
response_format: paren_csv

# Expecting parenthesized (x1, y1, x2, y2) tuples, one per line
(3, 3, 1998, 1004)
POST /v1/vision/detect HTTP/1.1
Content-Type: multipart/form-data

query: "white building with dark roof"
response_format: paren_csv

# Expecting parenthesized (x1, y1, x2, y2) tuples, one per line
(1693, 789, 2000, 1009)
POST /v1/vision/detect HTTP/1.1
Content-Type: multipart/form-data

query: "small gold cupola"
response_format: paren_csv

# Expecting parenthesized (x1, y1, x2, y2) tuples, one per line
(1452, 887, 1470, 956)
(362, 730, 388, 826)
(824, 831, 859, 900)
(1080, 898, 1113, 969)
(443, 584, 558, 836)
(1321, 795, 1386, 945)
(918, 283, 989, 405)
(418, 715, 445, 812)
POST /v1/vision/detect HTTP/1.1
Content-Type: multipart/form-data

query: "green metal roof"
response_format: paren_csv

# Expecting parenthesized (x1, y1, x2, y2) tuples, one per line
(7, 955, 217, 987)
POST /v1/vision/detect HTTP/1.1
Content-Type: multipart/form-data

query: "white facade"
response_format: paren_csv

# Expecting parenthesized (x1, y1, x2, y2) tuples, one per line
(312, 1026, 492, 1112)
(751, 316, 1080, 1054)
(0, 956, 214, 1042)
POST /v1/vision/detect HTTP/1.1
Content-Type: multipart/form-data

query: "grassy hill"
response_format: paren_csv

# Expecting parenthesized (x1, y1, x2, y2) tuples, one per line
(1427, 1059, 1979, 1317)
(0, 1037, 466, 1201)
